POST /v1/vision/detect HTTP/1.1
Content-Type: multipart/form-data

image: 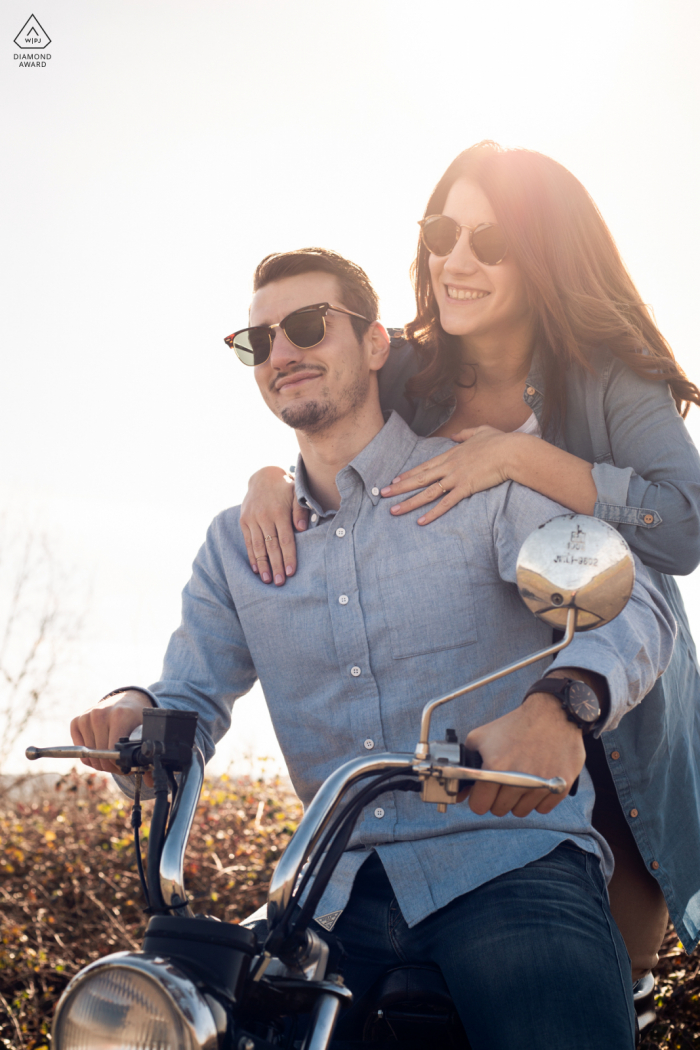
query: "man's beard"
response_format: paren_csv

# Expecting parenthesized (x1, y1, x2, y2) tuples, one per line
(280, 398, 338, 433)
(278, 369, 370, 435)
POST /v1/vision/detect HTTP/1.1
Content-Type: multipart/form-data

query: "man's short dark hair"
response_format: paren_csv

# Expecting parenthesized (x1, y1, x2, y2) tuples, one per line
(253, 248, 379, 342)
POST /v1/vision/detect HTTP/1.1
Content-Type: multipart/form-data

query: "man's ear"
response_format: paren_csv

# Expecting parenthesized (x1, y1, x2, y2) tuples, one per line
(367, 322, 391, 373)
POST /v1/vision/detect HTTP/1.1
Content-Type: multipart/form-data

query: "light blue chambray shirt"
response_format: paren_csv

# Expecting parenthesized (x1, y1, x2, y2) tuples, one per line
(136, 411, 674, 930)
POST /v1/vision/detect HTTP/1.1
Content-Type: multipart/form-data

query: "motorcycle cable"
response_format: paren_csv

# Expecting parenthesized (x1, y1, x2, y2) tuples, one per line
(276, 767, 413, 933)
(145, 753, 171, 914)
(165, 767, 178, 832)
(290, 778, 421, 939)
(271, 768, 417, 952)
(131, 773, 151, 911)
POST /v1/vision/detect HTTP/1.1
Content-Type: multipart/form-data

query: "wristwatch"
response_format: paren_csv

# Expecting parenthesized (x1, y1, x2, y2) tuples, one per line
(523, 676, 602, 734)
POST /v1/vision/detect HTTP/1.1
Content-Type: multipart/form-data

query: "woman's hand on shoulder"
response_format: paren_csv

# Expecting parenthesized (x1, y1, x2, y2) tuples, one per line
(380, 426, 521, 524)
(240, 466, 308, 584)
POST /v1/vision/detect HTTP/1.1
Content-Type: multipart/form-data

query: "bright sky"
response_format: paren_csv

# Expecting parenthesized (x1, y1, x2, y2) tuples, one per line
(2, 0, 700, 775)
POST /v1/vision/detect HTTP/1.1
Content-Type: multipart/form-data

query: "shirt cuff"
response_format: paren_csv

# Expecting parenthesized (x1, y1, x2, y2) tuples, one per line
(100, 685, 160, 707)
(549, 641, 635, 734)
(591, 462, 633, 508)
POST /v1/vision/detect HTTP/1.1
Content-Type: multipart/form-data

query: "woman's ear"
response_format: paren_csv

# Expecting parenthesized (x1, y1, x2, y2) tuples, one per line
(367, 322, 391, 372)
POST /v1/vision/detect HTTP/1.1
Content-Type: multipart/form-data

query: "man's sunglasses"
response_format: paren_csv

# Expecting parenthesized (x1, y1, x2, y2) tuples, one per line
(418, 214, 508, 265)
(224, 302, 372, 367)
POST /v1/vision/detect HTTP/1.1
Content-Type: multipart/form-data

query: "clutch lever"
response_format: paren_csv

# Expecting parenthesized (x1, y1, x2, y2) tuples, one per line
(26, 739, 153, 775)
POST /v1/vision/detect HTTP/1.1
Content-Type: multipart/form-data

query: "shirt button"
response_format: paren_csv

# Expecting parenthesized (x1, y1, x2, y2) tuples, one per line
(629, 808, 639, 818)
(350, 666, 362, 677)
(610, 751, 620, 761)
(374, 807, 385, 819)
(526, 386, 536, 396)
(371, 487, 379, 496)
(336, 527, 346, 537)
(643, 514, 654, 525)
(364, 738, 375, 750)
(651, 860, 660, 871)
(311, 513, 318, 523)
(339, 595, 349, 605)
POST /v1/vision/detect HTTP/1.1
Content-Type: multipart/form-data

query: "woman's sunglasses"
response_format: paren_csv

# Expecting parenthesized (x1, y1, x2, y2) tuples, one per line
(418, 215, 508, 265)
(224, 302, 371, 367)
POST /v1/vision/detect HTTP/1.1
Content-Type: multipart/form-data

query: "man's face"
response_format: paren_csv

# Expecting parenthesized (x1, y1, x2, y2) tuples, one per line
(251, 272, 372, 434)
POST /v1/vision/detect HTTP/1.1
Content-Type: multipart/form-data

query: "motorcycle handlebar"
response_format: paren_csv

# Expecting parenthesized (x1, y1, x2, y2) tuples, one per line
(25, 743, 565, 796)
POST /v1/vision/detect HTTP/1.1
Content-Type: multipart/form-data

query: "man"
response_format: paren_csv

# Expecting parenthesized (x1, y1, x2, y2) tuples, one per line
(72, 249, 674, 1050)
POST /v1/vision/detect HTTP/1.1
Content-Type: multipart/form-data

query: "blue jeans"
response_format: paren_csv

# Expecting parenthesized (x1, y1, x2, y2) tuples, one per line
(325, 844, 635, 1050)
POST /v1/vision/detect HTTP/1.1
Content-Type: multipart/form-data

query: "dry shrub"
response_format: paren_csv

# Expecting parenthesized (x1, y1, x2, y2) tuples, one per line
(0, 769, 301, 1049)
(0, 773, 698, 1049)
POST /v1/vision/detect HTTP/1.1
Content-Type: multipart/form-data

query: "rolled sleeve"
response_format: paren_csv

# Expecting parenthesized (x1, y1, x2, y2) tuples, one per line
(593, 462, 662, 529)
(598, 358, 700, 573)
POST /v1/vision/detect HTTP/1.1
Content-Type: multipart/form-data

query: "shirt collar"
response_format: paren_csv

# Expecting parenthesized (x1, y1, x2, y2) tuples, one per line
(294, 411, 422, 519)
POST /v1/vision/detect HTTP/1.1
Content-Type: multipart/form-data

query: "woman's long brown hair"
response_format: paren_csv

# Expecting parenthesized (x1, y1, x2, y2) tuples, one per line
(405, 141, 700, 433)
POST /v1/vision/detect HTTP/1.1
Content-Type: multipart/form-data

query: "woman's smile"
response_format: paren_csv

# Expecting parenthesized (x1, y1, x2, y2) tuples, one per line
(445, 285, 490, 301)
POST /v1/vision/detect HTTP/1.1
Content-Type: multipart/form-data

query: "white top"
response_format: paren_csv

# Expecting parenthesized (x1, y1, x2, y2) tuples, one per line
(513, 412, 541, 437)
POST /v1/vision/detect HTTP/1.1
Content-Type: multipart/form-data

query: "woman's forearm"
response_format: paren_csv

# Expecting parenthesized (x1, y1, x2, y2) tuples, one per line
(508, 434, 597, 515)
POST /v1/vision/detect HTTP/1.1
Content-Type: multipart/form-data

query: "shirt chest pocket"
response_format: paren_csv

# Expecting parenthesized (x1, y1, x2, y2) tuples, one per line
(379, 539, 478, 659)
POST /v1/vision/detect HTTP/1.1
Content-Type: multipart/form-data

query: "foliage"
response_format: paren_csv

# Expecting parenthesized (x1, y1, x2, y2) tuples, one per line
(0, 773, 698, 1049)
(0, 770, 301, 1049)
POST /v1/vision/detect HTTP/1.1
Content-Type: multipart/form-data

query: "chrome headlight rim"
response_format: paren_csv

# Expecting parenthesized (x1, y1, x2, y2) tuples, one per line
(52, 951, 219, 1050)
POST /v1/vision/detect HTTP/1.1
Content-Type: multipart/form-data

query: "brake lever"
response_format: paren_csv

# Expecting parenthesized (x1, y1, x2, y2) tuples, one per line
(427, 762, 567, 795)
(461, 747, 575, 797)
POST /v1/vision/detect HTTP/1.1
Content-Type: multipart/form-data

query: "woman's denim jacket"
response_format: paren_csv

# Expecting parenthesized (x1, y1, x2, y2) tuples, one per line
(379, 335, 700, 951)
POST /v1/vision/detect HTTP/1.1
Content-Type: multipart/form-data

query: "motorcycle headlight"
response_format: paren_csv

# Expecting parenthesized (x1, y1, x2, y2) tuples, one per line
(53, 953, 219, 1050)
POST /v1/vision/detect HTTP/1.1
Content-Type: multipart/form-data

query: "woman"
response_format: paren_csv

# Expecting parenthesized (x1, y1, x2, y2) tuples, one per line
(239, 142, 700, 980)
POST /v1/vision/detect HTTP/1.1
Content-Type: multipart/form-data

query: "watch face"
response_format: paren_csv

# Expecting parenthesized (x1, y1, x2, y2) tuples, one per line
(567, 681, 601, 724)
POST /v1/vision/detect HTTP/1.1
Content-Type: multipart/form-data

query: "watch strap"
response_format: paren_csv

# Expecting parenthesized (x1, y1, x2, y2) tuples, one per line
(523, 676, 599, 734)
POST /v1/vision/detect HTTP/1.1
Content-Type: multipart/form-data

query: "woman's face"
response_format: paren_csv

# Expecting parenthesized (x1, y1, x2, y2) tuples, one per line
(428, 179, 533, 348)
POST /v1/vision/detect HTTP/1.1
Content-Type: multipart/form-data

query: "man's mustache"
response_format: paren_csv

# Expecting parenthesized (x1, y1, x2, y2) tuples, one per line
(270, 365, 326, 393)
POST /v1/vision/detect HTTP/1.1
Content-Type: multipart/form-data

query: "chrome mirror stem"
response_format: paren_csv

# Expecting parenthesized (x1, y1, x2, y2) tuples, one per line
(415, 607, 576, 760)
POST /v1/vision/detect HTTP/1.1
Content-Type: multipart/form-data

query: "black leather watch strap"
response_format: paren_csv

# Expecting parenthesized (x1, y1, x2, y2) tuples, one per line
(523, 675, 601, 734)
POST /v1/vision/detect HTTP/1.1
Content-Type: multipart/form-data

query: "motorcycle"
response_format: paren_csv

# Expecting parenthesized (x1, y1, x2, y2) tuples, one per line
(26, 514, 655, 1049)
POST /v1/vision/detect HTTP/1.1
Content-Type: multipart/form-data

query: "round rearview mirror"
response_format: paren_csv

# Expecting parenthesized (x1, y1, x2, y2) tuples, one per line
(516, 515, 635, 631)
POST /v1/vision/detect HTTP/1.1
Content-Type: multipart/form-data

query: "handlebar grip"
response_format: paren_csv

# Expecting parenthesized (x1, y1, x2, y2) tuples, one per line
(461, 747, 482, 770)
(457, 747, 482, 791)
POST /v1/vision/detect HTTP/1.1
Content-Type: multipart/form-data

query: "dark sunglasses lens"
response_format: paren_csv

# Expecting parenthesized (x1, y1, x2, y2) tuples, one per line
(233, 329, 271, 366)
(282, 310, 326, 349)
(421, 216, 459, 256)
(471, 224, 508, 265)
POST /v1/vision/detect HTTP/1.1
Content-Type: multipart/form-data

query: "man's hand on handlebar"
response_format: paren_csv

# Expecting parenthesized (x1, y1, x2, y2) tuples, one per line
(464, 691, 585, 818)
(70, 691, 154, 779)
